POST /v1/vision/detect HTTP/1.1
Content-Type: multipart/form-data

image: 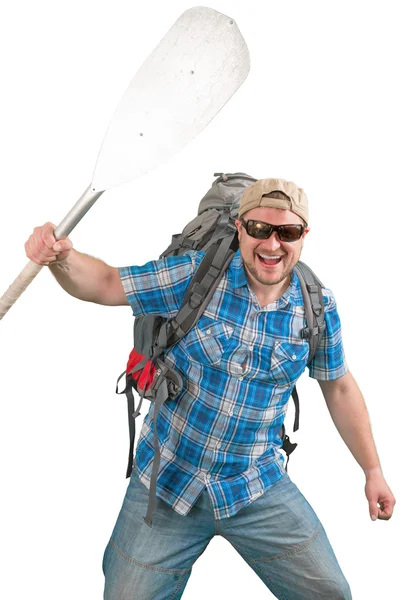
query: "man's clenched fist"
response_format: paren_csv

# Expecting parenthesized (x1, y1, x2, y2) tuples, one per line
(25, 223, 73, 266)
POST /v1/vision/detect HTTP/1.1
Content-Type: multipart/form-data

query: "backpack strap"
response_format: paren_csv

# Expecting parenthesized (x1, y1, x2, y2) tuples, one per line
(115, 371, 141, 478)
(280, 424, 298, 471)
(142, 238, 237, 525)
(117, 347, 182, 526)
(166, 234, 237, 346)
(116, 332, 182, 481)
(293, 261, 326, 362)
(115, 356, 155, 478)
(118, 239, 236, 527)
(143, 358, 176, 527)
(201, 203, 236, 251)
(279, 262, 326, 470)
(160, 233, 200, 257)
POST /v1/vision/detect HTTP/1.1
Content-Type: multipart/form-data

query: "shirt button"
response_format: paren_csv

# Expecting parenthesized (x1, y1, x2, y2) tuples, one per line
(229, 409, 234, 416)
(238, 376, 243, 381)
(292, 354, 297, 360)
(216, 442, 221, 450)
(206, 329, 211, 335)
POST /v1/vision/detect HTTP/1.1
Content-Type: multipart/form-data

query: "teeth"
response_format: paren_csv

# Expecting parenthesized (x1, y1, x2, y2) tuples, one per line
(258, 254, 282, 259)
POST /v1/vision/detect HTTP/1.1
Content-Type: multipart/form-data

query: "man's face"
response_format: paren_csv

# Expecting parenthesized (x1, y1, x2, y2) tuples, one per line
(235, 207, 310, 289)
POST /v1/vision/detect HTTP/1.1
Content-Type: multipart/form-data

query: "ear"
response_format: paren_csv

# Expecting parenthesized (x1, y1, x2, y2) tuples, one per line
(235, 219, 244, 240)
(234, 219, 242, 231)
(300, 227, 310, 247)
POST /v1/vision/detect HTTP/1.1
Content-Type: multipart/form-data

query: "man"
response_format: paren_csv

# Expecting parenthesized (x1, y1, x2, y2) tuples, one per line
(25, 178, 395, 599)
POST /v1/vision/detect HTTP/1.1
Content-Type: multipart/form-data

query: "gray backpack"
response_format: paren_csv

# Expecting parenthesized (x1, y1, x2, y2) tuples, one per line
(116, 172, 326, 527)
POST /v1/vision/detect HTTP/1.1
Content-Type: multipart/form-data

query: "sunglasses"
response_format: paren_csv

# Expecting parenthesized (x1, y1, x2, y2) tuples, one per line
(240, 219, 305, 242)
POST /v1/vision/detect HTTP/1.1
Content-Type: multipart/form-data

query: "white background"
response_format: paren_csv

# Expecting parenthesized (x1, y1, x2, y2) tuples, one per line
(0, 1, 408, 598)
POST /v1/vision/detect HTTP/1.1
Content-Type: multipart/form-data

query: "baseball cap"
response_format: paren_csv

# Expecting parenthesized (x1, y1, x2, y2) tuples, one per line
(238, 178, 308, 225)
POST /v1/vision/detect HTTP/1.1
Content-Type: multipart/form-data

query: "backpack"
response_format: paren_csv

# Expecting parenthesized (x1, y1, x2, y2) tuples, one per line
(116, 172, 326, 527)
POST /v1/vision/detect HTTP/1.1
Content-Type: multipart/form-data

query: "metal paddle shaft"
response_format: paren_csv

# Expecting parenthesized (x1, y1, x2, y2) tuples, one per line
(0, 186, 103, 319)
(0, 7, 250, 320)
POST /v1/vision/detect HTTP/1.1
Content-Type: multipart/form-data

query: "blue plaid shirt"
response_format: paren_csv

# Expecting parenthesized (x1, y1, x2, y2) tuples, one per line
(119, 250, 347, 520)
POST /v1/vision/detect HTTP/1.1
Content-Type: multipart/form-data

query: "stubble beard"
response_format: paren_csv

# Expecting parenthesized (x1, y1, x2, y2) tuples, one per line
(244, 259, 291, 287)
(242, 248, 302, 287)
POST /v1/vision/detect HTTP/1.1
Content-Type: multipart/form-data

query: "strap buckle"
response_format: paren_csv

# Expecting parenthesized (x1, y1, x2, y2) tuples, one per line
(189, 282, 206, 308)
(281, 434, 298, 456)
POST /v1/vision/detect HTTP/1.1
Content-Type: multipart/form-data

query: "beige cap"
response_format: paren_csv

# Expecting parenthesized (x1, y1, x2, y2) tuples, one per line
(238, 178, 308, 224)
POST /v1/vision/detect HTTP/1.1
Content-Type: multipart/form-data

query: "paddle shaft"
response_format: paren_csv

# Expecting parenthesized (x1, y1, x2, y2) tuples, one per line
(0, 185, 103, 320)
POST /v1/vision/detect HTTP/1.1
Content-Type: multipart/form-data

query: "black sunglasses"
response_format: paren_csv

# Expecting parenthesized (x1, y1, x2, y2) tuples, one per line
(240, 219, 305, 242)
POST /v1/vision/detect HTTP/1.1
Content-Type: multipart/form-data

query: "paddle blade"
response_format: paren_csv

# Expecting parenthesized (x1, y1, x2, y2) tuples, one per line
(92, 7, 250, 192)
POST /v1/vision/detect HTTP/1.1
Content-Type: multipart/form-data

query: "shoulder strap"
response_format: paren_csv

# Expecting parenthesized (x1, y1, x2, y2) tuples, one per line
(280, 263, 326, 470)
(165, 234, 237, 347)
(131, 235, 237, 526)
(293, 261, 326, 363)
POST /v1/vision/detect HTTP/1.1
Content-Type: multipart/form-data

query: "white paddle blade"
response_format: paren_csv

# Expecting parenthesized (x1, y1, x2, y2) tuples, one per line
(92, 7, 250, 192)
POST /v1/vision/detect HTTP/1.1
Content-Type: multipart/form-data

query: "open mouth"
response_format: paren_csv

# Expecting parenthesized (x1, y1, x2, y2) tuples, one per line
(256, 253, 284, 268)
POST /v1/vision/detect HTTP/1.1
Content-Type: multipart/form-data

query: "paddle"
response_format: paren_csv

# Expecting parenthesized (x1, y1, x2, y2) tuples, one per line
(0, 6, 249, 320)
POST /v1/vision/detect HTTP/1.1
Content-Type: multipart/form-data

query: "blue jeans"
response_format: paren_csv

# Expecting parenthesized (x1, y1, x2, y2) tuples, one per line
(103, 469, 352, 599)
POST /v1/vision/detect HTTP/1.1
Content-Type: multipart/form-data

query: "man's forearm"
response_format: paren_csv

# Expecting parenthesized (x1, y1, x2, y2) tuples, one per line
(49, 249, 121, 305)
(319, 372, 382, 477)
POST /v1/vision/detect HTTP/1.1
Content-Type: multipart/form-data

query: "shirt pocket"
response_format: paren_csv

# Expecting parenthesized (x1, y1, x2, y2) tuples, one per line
(270, 341, 309, 385)
(179, 315, 234, 366)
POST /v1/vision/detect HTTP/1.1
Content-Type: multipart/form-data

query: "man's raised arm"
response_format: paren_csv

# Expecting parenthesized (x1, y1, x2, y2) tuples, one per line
(25, 222, 128, 306)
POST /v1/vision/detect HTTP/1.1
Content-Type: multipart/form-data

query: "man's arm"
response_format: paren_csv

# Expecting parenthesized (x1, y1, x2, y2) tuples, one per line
(318, 371, 396, 520)
(318, 370, 381, 475)
(49, 250, 127, 306)
(25, 222, 128, 306)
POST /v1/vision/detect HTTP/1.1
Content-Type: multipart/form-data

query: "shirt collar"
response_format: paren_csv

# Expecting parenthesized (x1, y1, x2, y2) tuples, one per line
(229, 250, 301, 308)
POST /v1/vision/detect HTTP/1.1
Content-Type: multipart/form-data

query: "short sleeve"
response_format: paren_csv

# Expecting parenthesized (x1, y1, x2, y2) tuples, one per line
(308, 290, 348, 381)
(119, 251, 202, 317)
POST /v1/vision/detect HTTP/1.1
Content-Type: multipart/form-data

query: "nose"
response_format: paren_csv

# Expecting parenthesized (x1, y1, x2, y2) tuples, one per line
(260, 231, 282, 252)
